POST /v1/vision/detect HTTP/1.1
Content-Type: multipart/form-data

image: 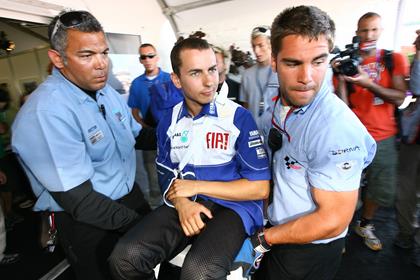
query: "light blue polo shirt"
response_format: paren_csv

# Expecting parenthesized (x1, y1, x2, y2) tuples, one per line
(12, 68, 141, 212)
(267, 79, 377, 244)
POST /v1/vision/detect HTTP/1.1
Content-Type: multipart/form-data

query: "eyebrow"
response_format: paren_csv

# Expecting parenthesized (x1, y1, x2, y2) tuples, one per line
(77, 47, 109, 54)
(187, 64, 217, 74)
(281, 53, 329, 64)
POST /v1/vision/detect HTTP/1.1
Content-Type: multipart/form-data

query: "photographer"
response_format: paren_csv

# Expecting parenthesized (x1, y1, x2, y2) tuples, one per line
(333, 12, 409, 251)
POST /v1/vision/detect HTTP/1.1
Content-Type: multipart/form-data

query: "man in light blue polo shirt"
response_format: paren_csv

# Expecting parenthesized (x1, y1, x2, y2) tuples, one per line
(244, 6, 377, 280)
(11, 10, 154, 280)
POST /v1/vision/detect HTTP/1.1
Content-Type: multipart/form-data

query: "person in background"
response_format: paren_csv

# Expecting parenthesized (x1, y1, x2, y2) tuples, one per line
(213, 45, 241, 103)
(394, 29, 420, 267)
(0, 169, 19, 266)
(334, 12, 409, 251)
(12, 10, 153, 279)
(240, 25, 278, 129)
(128, 43, 170, 208)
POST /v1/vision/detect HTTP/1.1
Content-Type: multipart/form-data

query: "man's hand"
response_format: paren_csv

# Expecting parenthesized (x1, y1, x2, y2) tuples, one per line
(0, 171, 7, 185)
(166, 179, 199, 201)
(233, 229, 271, 277)
(342, 66, 373, 88)
(172, 197, 213, 236)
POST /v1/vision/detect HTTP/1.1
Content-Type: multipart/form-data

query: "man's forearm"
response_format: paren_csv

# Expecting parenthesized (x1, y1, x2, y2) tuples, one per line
(365, 82, 406, 106)
(264, 211, 347, 245)
(50, 180, 139, 232)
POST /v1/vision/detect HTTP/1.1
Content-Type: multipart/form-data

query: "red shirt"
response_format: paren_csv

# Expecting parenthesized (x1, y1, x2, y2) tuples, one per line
(336, 50, 409, 141)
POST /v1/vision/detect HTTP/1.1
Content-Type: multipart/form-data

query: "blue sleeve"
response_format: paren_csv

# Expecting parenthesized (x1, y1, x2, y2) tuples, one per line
(306, 114, 376, 191)
(234, 107, 271, 180)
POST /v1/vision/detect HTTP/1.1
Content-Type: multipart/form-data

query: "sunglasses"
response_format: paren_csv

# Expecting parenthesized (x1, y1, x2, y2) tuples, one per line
(51, 11, 91, 41)
(252, 26, 271, 37)
(140, 54, 156, 60)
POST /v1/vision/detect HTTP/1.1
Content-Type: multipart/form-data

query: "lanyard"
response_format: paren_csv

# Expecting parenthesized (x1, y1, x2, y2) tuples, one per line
(256, 67, 272, 116)
(363, 50, 382, 84)
(271, 96, 294, 142)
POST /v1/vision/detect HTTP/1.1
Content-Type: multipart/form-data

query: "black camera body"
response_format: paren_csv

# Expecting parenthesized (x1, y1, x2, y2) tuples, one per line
(332, 36, 362, 76)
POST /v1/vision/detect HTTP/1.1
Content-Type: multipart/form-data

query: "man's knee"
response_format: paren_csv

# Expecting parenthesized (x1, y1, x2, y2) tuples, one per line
(181, 253, 230, 280)
(108, 240, 156, 280)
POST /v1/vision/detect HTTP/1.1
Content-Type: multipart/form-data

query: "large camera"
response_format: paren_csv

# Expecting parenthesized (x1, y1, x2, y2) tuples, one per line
(331, 36, 362, 76)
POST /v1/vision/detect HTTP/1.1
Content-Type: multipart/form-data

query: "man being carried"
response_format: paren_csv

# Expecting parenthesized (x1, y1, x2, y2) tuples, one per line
(110, 37, 270, 280)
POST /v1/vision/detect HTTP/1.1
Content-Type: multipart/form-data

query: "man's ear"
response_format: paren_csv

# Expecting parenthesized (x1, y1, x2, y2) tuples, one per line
(48, 49, 65, 69)
(171, 72, 182, 89)
(271, 55, 277, 73)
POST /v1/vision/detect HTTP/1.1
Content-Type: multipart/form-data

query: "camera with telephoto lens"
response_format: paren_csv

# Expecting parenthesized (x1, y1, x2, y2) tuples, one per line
(331, 36, 362, 76)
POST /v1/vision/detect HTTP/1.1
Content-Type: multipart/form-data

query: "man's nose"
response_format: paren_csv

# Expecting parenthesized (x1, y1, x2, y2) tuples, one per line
(203, 72, 215, 87)
(297, 64, 312, 84)
(95, 54, 107, 69)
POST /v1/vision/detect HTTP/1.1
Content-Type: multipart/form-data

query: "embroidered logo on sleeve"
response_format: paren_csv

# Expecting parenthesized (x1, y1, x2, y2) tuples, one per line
(336, 160, 357, 171)
(329, 146, 360, 156)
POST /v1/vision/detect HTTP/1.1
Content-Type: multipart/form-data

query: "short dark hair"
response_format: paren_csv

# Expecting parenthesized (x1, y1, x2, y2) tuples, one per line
(170, 37, 211, 76)
(357, 12, 381, 30)
(271, 5, 335, 56)
(139, 43, 156, 53)
(48, 10, 103, 61)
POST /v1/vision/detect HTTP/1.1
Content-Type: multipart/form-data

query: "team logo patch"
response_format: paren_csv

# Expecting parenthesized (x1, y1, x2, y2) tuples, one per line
(336, 160, 356, 171)
(181, 130, 189, 143)
(329, 145, 360, 156)
(112, 109, 126, 122)
(256, 147, 267, 159)
(284, 156, 301, 170)
(248, 138, 263, 148)
(206, 132, 229, 150)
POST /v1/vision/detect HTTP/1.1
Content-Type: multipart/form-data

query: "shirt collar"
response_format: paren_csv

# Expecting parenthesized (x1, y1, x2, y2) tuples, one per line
(177, 99, 218, 122)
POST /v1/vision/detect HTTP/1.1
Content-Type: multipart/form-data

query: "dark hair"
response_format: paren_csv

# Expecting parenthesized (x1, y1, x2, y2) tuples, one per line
(48, 10, 103, 61)
(271, 5, 335, 56)
(139, 43, 156, 52)
(170, 37, 211, 76)
(357, 12, 381, 30)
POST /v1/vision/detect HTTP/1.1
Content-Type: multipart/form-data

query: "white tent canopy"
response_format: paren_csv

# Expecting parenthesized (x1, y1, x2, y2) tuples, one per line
(1, 0, 419, 52)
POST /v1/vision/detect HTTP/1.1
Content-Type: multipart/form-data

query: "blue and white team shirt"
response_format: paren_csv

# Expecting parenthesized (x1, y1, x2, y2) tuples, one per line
(156, 96, 271, 235)
(267, 79, 377, 244)
(12, 68, 141, 212)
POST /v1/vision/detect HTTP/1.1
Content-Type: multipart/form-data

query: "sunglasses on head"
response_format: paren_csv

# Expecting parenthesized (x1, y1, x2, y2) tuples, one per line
(252, 26, 271, 37)
(140, 54, 156, 60)
(51, 11, 91, 41)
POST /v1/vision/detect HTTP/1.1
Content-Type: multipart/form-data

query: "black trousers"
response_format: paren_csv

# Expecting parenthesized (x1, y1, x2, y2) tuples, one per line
(254, 237, 345, 280)
(55, 184, 150, 280)
(109, 200, 246, 280)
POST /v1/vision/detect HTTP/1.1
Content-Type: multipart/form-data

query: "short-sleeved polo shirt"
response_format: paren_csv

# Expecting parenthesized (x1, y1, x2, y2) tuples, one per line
(12, 68, 141, 211)
(267, 79, 377, 243)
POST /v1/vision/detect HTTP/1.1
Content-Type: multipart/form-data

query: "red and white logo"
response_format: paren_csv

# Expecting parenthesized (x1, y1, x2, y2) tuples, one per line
(206, 132, 229, 150)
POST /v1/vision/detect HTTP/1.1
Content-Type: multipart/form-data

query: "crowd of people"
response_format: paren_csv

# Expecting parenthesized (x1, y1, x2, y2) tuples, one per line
(0, 4, 419, 280)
